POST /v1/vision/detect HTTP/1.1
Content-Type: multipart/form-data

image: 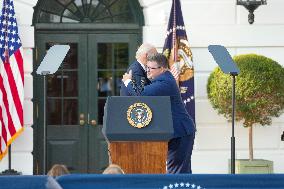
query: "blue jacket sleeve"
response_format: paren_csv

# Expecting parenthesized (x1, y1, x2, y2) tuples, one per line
(125, 79, 174, 96)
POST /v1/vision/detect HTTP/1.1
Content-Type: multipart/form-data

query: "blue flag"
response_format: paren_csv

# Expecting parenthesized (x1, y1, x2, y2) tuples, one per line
(163, 0, 195, 123)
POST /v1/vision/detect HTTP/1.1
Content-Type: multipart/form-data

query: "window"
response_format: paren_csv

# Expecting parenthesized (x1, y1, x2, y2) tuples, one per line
(35, 0, 137, 23)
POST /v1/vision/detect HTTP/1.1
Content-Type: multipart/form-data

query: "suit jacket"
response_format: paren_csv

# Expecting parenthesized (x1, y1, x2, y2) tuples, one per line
(120, 60, 151, 96)
(121, 71, 195, 138)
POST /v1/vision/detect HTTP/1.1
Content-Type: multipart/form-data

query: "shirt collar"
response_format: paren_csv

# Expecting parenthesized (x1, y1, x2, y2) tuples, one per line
(138, 60, 146, 72)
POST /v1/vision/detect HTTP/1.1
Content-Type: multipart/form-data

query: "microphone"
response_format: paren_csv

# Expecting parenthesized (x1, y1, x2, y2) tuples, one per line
(140, 77, 145, 89)
(131, 78, 138, 93)
(137, 77, 146, 94)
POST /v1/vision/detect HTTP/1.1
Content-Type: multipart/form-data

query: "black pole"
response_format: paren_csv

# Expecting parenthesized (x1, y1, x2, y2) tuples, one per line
(0, 145, 21, 175)
(8, 145, 11, 170)
(231, 74, 237, 174)
(43, 74, 47, 174)
(42, 71, 50, 174)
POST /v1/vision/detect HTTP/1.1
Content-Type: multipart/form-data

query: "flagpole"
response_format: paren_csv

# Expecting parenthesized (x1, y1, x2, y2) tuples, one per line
(0, 146, 21, 175)
(172, 0, 180, 86)
(172, 0, 177, 63)
(8, 146, 11, 171)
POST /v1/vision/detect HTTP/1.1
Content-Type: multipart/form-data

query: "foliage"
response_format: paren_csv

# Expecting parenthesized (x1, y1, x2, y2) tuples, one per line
(207, 54, 284, 128)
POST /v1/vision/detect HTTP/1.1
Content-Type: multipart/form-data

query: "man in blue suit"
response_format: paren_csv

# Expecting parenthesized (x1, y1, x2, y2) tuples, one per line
(120, 43, 157, 96)
(121, 53, 196, 174)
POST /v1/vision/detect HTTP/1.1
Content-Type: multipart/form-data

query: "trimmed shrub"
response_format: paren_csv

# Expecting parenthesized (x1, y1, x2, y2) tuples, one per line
(207, 54, 284, 160)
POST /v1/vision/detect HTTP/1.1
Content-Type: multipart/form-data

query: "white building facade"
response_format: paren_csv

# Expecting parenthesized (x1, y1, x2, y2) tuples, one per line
(0, 0, 284, 174)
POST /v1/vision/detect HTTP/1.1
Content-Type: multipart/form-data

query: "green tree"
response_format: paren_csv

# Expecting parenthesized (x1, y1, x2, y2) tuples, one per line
(207, 54, 284, 160)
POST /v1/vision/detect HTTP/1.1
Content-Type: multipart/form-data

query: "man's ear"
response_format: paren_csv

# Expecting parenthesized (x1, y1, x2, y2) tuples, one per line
(144, 53, 148, 60)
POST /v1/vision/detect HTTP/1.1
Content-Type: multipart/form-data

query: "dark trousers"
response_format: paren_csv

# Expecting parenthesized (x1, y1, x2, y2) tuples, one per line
(167, 134, 195, 174)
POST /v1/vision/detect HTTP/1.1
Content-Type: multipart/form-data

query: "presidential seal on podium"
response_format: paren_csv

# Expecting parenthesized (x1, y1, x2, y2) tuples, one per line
(127, 103, 152, 128)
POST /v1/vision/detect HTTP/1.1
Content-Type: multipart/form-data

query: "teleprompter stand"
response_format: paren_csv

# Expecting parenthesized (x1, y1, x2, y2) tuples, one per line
(36, 45, 70, 174)
(208, 45, 240, 174)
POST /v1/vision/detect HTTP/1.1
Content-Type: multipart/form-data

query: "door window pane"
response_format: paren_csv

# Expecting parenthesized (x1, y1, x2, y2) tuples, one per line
(114, 71, 124, 96)
(63, 99, 78, 125)
(63, 71, 78, 97)
(114, 43, 128, 69)
(47, 73, 61, 97)
(98, 71, 112, 97)
(62, 43, 78, 69)
(47, 99, 62, 125)
(98, 43, 112, 69)
(98, 43, 129, 69)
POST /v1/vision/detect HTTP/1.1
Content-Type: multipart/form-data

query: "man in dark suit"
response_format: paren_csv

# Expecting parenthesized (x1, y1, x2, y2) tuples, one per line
(121, 53, 196, 174)
(120, 43, 157, 96)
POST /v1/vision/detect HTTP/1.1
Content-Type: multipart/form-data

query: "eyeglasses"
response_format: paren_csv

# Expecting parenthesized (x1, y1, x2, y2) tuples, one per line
(146, 66, 161, 71)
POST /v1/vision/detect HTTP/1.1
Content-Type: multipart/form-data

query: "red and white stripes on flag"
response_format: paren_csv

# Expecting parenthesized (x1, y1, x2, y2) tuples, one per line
(170, 64, 180, 80)
(0, 0, 24, 160)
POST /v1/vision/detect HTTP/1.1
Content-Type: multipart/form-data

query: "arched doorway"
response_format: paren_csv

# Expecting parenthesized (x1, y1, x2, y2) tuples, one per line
(32, 0, 144, 174)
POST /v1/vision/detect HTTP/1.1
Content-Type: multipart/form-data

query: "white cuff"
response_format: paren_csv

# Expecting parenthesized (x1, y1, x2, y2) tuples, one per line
(124, 79, 132, 87)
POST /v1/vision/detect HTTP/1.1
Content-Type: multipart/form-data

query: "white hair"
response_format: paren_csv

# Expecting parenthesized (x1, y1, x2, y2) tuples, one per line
(136, 43, 156, 59)
(102, 164, 125, 174)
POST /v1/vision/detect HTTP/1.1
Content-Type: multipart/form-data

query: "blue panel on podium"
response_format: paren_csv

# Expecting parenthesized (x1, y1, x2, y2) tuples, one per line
(102, 96, 174, 141)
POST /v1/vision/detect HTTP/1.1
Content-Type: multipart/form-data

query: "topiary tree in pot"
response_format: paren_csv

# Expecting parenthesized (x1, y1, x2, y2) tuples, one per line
(207, 54, 284, 161)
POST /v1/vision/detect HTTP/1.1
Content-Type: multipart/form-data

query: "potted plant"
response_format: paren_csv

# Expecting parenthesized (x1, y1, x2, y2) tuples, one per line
(207, 54, 284, 173)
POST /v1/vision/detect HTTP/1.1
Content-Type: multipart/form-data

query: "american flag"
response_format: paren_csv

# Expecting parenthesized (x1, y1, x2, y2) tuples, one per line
(0, 0, 24, 160)
(163, 0, 195, 123)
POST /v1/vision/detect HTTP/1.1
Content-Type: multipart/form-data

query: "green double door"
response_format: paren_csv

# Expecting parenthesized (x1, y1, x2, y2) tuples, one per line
(35, 33, 138, 174)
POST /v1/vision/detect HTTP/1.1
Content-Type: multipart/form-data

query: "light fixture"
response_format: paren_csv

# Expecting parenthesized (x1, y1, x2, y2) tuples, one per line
(237, 0, 267, 24)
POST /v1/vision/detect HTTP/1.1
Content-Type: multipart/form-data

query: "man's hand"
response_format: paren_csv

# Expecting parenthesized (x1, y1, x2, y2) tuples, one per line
(122, 70, 132, 82)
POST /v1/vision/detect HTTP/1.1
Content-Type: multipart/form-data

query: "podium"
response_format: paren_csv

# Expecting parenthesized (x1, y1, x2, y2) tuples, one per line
(102, 96, 174, 174)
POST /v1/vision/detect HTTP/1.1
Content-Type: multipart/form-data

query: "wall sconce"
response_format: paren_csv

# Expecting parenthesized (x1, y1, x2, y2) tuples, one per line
(237, 0, 267, 24)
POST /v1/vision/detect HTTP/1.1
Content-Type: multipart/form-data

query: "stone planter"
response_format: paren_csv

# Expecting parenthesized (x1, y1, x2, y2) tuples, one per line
(228, 159, 273, 174)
